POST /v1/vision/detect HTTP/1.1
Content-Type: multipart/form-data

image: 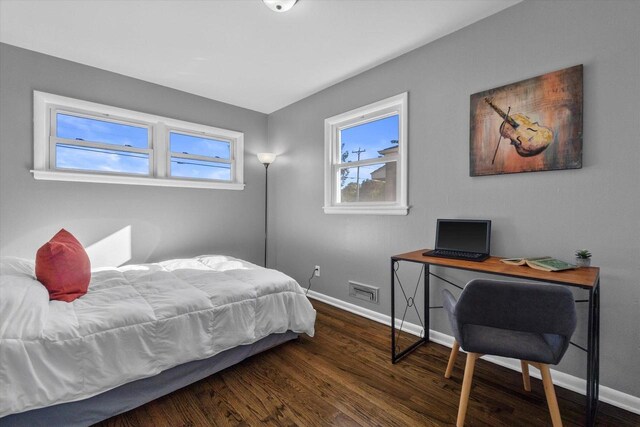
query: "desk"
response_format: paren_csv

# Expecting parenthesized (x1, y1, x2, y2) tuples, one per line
(390, 249, 600, 426)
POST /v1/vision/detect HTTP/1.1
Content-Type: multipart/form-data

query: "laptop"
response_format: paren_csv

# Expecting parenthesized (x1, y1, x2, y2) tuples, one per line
(423, 219, 491, 262)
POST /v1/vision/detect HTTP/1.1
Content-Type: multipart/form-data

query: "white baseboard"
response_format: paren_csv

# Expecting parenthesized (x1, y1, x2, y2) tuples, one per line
(306, 290, 640, 415)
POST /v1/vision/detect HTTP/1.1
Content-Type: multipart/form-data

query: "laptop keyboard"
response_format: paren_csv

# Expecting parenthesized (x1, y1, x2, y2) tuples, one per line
(430, 249, 484, 260)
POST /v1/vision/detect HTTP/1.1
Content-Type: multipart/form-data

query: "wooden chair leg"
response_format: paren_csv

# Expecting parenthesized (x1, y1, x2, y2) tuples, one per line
(456, 352, 479, 427)
(445, 340, 460, 378)
(521, 360, 531, 392)
(537, 363, 563, 427)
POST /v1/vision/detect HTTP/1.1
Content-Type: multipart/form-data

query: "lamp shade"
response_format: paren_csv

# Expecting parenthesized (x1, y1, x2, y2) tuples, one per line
(257, 152, 277, 165)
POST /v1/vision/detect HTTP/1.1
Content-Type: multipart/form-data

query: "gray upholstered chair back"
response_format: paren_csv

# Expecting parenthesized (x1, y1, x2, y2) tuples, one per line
(444, 279, 577, 364)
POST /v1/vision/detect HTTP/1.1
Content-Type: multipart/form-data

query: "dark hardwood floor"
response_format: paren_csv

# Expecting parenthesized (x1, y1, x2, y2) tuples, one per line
(98, 300, 639, 426)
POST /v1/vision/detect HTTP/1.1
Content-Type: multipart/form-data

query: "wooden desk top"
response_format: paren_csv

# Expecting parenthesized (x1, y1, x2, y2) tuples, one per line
(392, 249, 600, 289)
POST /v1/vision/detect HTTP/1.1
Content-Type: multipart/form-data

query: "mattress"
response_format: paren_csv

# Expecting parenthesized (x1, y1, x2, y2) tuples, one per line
(1, 332, 299, 427)
(0, 255, 316, 417)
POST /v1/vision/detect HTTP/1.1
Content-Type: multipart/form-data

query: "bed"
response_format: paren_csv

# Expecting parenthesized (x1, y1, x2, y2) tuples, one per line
(0, 255, 316, 426)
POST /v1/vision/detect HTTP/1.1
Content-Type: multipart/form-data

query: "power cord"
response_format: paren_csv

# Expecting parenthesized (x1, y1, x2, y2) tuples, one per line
(305, 267, 316, 295)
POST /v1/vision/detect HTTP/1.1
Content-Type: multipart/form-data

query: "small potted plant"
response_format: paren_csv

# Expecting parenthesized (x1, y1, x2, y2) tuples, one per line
(575, 249, 592, 267)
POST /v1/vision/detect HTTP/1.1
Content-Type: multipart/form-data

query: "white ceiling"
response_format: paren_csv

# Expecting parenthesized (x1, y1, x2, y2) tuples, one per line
(0, 0, 520, 114)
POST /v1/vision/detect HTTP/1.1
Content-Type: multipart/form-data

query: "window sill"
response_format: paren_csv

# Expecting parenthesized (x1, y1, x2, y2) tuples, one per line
(31, 170, 245, 190)
(323, 205, 410, 215)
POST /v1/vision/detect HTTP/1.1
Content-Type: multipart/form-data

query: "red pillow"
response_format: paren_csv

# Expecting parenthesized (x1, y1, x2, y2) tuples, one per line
(36, 229, 91, 302)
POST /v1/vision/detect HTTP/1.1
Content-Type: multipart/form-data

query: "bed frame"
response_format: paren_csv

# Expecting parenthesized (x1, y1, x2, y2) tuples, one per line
(1, 331, 298, 427)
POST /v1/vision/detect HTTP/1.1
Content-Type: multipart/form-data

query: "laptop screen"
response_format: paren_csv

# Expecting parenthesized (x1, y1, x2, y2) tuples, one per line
(435, 219, 491, 254)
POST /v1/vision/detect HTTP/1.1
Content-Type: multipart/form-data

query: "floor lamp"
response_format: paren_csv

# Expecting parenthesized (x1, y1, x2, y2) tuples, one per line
(257, 153, 276, 267)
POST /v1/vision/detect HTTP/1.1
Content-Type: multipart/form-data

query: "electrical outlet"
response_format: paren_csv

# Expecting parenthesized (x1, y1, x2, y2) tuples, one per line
(314, 265, 320, 277)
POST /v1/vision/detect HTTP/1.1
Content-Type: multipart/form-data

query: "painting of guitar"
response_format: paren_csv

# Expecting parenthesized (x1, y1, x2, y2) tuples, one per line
(484, 97, 553, 158)
(469, 65, 583, 176)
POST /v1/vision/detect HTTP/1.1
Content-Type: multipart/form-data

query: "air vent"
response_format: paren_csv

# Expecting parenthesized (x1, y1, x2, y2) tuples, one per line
(349, 281, 379, 304)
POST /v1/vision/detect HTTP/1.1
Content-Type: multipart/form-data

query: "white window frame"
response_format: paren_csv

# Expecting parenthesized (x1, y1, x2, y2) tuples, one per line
(323, 92, 409, 215)
(166, 127, 234, 182)
(33, 91, 245, 190)
(49, 107, 154, 177)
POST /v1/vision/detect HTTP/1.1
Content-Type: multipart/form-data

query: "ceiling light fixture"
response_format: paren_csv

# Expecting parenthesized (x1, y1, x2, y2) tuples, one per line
(262, 0, 298, 13)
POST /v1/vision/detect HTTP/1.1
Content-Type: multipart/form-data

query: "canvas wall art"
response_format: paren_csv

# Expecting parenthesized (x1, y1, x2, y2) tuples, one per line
(469, 65, 583, 176)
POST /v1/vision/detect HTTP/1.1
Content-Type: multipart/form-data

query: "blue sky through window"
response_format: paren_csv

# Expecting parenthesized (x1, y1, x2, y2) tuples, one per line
(55, 113, 149, 174)
(55, 113, 232, 179)
(339, 114, 398, 198)
(169, 132, 230, 159)
(57, 113, 148, 148)
(56, 144, 149, 174)
(170, 157, 231, 181)
(340, 114, 398, 163)
(169, 132, 232, 180)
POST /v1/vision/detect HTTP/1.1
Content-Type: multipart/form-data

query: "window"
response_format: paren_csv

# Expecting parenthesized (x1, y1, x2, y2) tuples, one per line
(33, 91, 244, 190)
(324, 93, 408, 215)
(168, 131, 232, 181)
(53, 112, 152, 175)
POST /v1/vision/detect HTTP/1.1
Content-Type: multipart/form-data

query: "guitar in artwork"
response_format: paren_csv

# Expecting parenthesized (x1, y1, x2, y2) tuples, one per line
(484, 97, 554, 160)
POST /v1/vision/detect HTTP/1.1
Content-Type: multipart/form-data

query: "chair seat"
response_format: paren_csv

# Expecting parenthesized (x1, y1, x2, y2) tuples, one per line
(462, 324, 564, 364)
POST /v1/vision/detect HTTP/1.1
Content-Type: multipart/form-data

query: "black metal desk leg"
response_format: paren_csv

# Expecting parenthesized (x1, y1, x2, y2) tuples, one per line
(594, 282, 600, 406)
(391, 259, 397, 363)
(390, 260, 428, 363)
(586, 280, 600, 426)
(424, 264, 430, 342)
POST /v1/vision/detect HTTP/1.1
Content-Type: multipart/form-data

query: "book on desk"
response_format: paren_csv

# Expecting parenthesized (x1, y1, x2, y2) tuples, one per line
(501, 257, 577, 272)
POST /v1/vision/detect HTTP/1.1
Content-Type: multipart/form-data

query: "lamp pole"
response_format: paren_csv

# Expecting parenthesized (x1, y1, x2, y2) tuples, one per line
(263, 162, 269, 267)
(257, 153, 276, 267)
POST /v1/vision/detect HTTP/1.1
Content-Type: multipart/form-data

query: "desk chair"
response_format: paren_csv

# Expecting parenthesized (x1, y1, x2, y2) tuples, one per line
(442, 279, 577, 427)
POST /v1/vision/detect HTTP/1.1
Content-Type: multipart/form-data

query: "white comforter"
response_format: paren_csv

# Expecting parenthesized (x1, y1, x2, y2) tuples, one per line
(0, 255, 316, 417)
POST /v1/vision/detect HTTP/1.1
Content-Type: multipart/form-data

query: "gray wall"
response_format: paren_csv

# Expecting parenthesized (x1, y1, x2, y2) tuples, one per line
(1, 0, 638, 400)
(0, 43, 269, 265)
(268, 0, 640, 397)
